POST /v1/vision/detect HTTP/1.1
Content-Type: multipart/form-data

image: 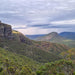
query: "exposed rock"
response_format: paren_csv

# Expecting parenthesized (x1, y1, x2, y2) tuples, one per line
(12, 30, 33, 45)
(0, 22, 13, 39)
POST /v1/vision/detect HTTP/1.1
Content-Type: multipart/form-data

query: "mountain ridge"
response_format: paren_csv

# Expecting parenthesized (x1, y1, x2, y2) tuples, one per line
(34, 32, 75, 48)
(35, 32, 66, 41)
(0, 22, 69, 63)
(59, 32, 75, 40)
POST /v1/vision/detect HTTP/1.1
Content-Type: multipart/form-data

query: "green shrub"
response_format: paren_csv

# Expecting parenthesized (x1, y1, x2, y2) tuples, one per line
(73, 72, 75, 75)
(58, 73, 65, 75)
(36, 71, 42, 75)
(0, 67, 3, 72)
(8, 66, 15, 73)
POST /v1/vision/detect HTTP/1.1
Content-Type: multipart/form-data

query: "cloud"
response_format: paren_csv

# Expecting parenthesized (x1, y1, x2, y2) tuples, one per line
(12, 25, 27, 29)
(51, 19, 75, 25)
(16, 27, 60, 35)
(16, 27, 74, 35)
(0, 0, 75, 34)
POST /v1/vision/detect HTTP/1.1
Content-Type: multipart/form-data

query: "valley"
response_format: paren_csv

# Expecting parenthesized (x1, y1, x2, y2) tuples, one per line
(0, 22, 75, 75)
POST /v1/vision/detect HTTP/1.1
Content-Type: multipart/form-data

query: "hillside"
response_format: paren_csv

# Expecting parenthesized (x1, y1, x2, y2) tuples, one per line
(34, 41, 69, 54)
(0, 22, 69, 63)
(35, 32, 75, 48)
(0, 47, 75, 75)
(0, 47, 40, 70)
(35, 32, 66, 41)
(27, 32, 75, 41)
(59, 32, 75, 40)
(36, 59, 75, 75)
(0, 33, 62, 63)
(0, 47, 41, 75)
(60, 48, 75, 60)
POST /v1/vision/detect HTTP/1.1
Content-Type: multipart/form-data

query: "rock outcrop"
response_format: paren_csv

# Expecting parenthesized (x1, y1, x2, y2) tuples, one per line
(0, 22, 12, 39)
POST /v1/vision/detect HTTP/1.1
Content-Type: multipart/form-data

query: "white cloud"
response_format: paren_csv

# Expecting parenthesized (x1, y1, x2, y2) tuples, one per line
(16, 27, 49, 35)
(16, 27, 72, 35)
(0, 0, 75, 34)
(0, 11, 19, 14)
(12, 25, 27, 29)
(51, 19, 75, 25)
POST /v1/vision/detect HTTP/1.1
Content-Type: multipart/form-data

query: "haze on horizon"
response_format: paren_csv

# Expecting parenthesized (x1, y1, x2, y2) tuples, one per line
(0, 0, 75, 35)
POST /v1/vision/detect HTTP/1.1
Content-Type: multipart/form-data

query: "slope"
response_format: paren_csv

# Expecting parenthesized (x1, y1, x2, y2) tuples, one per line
(35, 32, 65, 42)
(0, 30, 63, 63)
(0, 47, 41, 75)
(35, 32, 75, 48)
(0, 22, 69, 63)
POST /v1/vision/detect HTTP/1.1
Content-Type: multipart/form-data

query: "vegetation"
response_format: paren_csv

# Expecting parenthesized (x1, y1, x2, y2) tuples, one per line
(34, 41, 69, 54)
(0, 30, 67, 63)
(36, 59, 75, 75)
(50, 39, 75, 48)
(35, 32, 75, 48)
(0, 47, 75, 75)
(61, 48, 75, 60)
(0, 24, 74, 75)
(0, 47, 40, 75)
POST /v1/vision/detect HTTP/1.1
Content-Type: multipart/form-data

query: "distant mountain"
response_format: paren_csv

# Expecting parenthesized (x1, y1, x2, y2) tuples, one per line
(35, 32, 66, 42)
(26, 34, 45, 40)
(35, 32, 75, 48)
(59, 32, 75, 40)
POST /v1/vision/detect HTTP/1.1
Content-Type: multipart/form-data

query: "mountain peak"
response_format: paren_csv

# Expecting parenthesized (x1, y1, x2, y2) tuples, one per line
(35, 32, 65, 41)
(48, 32, 58, 36)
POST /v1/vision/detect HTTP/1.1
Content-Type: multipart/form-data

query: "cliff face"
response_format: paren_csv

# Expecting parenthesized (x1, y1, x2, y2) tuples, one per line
(0, 22, 12, 39)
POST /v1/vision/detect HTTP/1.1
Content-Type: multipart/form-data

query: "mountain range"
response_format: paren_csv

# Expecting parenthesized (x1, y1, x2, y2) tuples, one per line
(0, 22, 69, 63)
(26, 32, 75, 40)
(0, 22, 75, 75)
(59, 32, 75, 40)
(30, 32, 75, 48)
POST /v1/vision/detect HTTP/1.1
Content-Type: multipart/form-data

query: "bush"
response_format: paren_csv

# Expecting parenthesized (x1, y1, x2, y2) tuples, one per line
(0, 67, 3, 72)
(8, 66, 15, 73)
(36, 71, 42, 75)
(73, 72, 75, 75)
(58, 73, 65, 75)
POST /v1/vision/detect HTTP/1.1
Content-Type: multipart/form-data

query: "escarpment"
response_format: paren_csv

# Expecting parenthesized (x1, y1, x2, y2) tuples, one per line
(0, 21, 12, 39)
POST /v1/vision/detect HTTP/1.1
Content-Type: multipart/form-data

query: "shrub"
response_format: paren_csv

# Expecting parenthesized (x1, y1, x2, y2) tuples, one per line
(36, 71, 42, 75)
(0, 67, 3, 72)
(73, 72, 75, 75)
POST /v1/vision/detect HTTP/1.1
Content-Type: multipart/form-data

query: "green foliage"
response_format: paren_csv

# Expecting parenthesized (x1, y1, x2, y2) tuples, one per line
(0, 47, 40, 75)
(0, 67, 3, 72)
(60, 48, 75, 60)
(37, 60, 75, 75)
(20, 66, 32, 75)
(0, 37, 61, 63)
(36, 71, 42, 75)
(58, 73, 65, 75)
(73, 72, 75, 75)
(8, 66, 15, 73)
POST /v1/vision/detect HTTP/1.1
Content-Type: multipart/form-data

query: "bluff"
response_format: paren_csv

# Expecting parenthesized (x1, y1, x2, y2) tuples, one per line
(0, 22, 12, 39)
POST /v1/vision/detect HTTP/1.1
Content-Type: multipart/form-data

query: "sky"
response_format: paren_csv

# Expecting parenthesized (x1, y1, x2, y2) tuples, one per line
(0, 0, 75, 35)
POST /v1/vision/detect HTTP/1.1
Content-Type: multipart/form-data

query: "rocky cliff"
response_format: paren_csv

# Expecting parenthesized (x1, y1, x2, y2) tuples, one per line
(0, 22, 12, 39)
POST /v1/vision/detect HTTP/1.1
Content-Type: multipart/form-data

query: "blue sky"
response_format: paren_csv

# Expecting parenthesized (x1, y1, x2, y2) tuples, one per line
(0, 0, 75, 35)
